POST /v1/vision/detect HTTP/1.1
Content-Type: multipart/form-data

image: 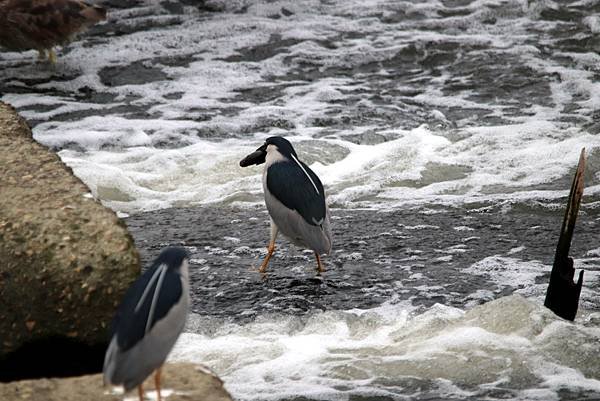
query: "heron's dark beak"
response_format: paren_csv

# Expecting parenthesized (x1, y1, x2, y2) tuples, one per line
(240, 144, 267, 167)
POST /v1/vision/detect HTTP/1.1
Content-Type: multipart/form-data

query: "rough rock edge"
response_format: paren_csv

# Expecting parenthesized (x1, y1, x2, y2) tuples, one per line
(0, 102, 140, 378)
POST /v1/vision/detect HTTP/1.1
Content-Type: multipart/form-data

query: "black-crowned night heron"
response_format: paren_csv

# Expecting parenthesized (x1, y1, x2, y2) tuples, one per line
(240, 136, 332, 274)
(103, 247, 190, 401)
(0, 0, 106, 63)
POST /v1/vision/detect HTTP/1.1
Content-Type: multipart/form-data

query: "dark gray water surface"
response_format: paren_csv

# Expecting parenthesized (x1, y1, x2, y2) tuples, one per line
(126, 201, 600, 321)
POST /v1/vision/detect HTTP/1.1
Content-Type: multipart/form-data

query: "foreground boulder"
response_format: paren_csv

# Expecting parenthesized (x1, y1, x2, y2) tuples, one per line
(0, 362, 233, 401)
(0, 102, 140, 379)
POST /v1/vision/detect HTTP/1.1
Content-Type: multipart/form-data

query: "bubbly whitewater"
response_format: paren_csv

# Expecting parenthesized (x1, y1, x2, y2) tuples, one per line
(173, 296, 600, 401)
(1, 0, 599, 400)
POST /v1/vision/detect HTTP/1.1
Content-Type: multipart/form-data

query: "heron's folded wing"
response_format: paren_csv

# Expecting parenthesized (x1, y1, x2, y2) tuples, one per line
(266, 160, 326, 226)
(110, 265, 182, 352)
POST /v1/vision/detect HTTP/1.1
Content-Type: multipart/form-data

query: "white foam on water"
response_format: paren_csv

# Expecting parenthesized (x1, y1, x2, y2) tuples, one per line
(204, 116, 595, 210)
(464, 256, 600, 311)
(1, 0, 598, 212)
(57, 138, 269, 211)
(170, 295, 600, 400)
(465, 256, 548, 298)
(587, 248, 600, 257)
(583, 15, 600, 33)
(41, 124, 506, 212)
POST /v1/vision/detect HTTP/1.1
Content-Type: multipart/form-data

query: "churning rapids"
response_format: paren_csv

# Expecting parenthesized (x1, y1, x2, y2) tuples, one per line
(1, 0, 600, 400)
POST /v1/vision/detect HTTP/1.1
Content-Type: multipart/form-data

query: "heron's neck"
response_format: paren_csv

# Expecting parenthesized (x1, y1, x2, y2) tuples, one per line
(264, 148, 287, 167)
(179, 260, 190, 281)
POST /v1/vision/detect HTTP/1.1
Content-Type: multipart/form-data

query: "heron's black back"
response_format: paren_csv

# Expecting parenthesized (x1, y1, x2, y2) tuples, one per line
(110, 261, 183, 352)
(266, 159, 326, 226)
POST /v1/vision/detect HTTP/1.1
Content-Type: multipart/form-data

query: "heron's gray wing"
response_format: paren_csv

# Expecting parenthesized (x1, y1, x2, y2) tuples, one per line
(110, 264, 182, 352)
(266, 160, 326, 226)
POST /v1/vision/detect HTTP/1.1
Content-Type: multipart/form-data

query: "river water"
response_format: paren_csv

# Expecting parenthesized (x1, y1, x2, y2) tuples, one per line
(1, 0, 600, 400)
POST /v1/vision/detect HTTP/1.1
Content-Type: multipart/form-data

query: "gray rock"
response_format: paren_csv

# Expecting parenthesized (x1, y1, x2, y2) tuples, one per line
(0, 362, 233, 401)
(0, 102, 139, 375)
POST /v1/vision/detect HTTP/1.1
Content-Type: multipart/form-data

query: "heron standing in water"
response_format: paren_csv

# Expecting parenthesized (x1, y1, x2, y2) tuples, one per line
(240, 136, 332, 274)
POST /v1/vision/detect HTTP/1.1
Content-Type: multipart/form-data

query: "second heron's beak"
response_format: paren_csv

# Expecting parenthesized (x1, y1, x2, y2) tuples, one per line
(240, 144, 267, 167)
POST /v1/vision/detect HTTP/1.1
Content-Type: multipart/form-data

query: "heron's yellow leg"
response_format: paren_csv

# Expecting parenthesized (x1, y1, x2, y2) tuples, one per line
(259, 242, 276, 274)
(48, 49, 57, 64)
(154, 367, 162, 401)
(315, 253, 325, 274)
(137, 384, 144, 401)
(259, 221, 279, 273)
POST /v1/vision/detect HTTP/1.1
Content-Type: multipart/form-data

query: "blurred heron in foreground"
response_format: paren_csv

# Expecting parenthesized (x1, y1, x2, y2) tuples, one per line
(240, 136, 332, 274)
(103, 247, 190, 401)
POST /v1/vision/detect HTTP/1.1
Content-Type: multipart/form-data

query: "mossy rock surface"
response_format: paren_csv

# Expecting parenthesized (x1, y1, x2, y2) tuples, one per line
(0, 102, 140, 375)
